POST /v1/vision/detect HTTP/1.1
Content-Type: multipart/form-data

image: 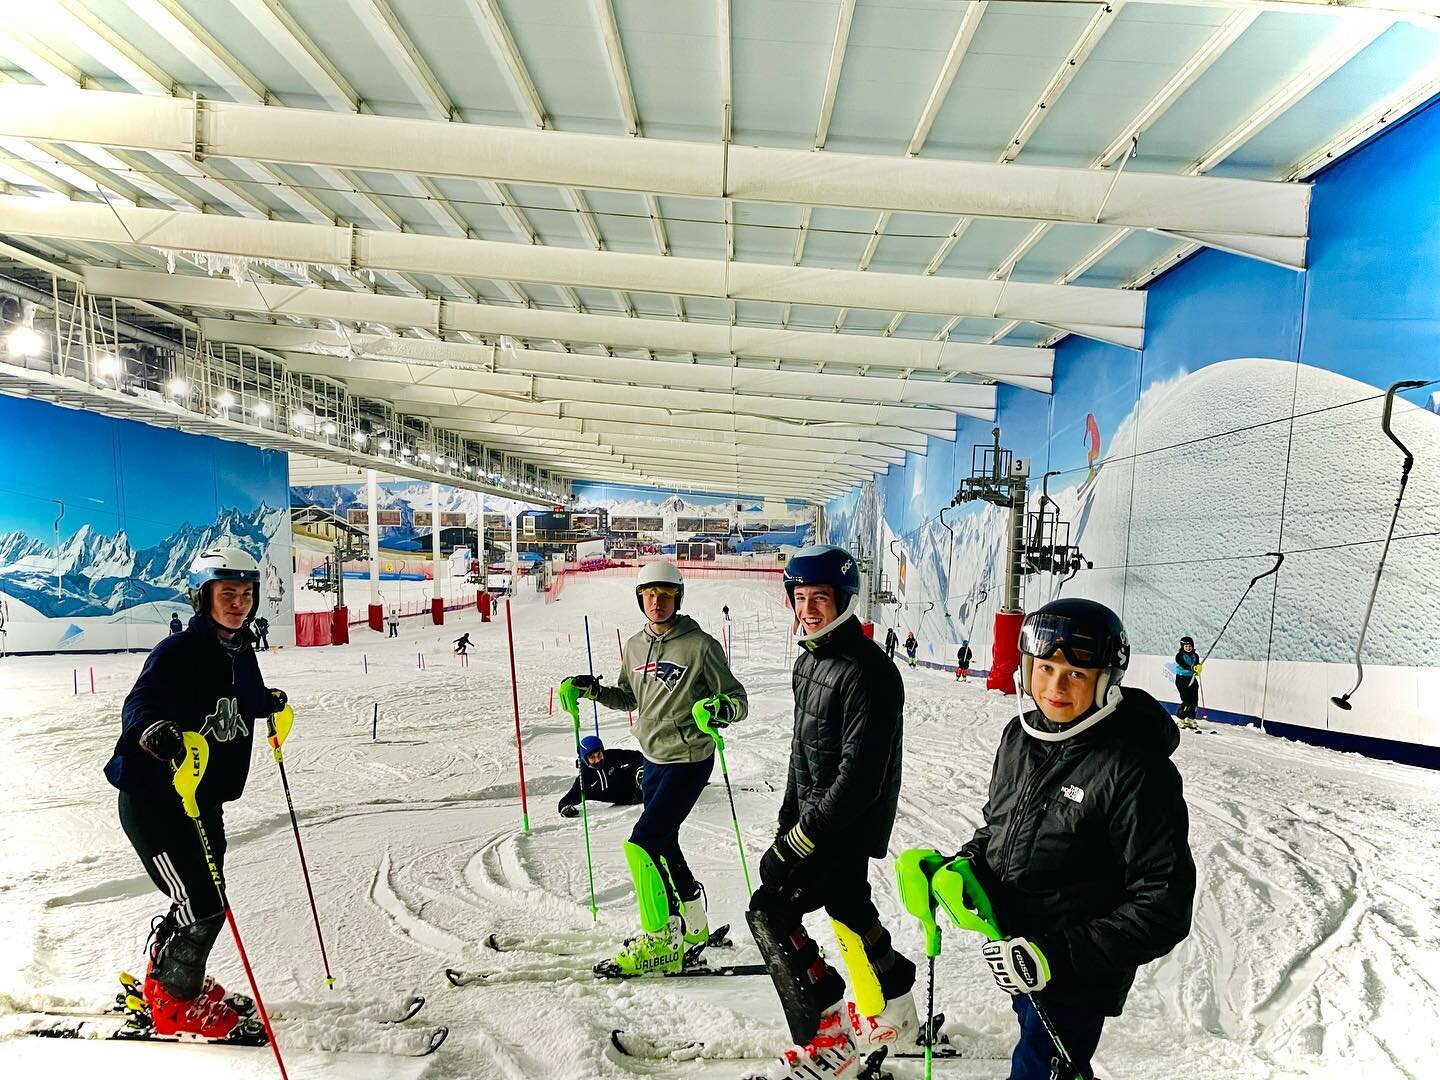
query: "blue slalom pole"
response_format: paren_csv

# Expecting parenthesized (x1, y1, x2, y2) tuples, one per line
(582, 615, 600, 738)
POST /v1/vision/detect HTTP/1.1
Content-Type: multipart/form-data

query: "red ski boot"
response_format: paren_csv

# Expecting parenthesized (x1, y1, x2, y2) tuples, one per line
(143, 973, 244, 1040)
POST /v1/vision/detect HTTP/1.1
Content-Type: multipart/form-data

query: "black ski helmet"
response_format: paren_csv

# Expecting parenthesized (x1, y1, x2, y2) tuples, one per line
(1019, 597, 1130, 705)
(1179, 636, 1195, 647)
(783, 544, 861, 641)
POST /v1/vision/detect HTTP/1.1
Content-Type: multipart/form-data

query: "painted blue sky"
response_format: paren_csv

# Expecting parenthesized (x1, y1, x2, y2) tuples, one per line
(0, 394, 286, 548)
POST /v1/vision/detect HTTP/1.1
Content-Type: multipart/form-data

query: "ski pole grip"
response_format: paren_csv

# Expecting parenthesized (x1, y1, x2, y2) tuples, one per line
(932, 857, 1004, 943)
(557, 679, 583, 721)
(267, 703, 295, 757)
(895, 848, 947, 956)
(170, 730, 210, 820)
(691, 698, 725, 751)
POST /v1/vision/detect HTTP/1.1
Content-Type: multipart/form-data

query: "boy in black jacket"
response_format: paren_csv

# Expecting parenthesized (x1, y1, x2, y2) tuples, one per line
(937, 598, 1195, 1080)
(104, 546, 285, 1043)
(749, 545, 916, 1078)
(558, 735, 645, 817)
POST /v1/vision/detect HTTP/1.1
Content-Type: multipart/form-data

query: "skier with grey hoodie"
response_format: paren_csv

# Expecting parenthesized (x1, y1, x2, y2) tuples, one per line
(561, 562, 748, 974)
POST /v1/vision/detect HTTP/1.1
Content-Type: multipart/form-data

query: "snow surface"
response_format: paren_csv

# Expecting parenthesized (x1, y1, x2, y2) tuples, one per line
(1, 573, 1437, 1079)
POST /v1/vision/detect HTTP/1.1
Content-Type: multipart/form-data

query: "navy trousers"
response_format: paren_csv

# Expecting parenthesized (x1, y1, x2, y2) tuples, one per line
(1009, 995, 1105, 1080)
(629, 756, 713, 911)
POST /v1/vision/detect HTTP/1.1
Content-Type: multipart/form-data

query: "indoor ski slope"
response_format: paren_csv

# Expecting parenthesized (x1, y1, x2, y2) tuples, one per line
(1, 572, 1436, 1080)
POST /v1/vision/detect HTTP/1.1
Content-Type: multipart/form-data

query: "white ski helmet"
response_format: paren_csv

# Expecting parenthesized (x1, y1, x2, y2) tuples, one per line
(188, 545, 261, 621)
(635, 561, 684, 615)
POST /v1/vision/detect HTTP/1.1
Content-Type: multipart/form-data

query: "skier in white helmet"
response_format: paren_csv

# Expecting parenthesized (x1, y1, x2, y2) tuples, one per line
(561, 561, 748, 975)
(104, 547, 287, 1045)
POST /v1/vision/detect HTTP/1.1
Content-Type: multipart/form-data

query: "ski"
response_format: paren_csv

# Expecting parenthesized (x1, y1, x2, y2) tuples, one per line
(28, 1017, 449, 1057)
(447, 958, 767, 986)
(484, 922, 732, 955)
(595, 960, 770, 981)
(610, 1013, 961, 1063)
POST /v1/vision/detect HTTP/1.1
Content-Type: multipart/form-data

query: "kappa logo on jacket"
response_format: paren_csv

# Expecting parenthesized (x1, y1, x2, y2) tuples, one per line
(634, 659, 688, 692)
(201, 697, 250, 743)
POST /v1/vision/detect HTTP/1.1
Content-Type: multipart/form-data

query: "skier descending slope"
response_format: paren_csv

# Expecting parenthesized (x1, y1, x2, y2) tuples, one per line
(747, 545, 917, 1079)
(1173, 636, 1201, 730)
(561, 562, 748, 975)
(919, 599, 1195, 1080)
(103, 547, 287, 1043)
(903, 632, 918, 668)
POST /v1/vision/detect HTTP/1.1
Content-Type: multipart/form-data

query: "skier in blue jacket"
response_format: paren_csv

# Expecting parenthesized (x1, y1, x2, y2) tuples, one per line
(104, 546, 285, 1044)
(1174, 636, 1201, 729)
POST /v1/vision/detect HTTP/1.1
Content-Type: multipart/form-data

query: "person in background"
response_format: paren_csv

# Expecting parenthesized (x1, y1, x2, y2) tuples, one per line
(903, 631, 918, 669)
(454, 632, 473, 656)
(558, 735, 645, 817)
(722, 604, 731, 622)
(387, 608, 399, 638)
(253, 615, 270, 651)
(884, 625, 898, 661)
(1174, 636, 1201, 731)
(168, 612, 183, 636)
(956, 639, 973, 682)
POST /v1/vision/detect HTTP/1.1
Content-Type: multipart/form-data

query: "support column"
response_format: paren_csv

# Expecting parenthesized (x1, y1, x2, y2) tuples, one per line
(431, 481, 444, 625)
(510, 503, 519, 601)
(477, 488, 490, 620)
(366, 468, 383, 632)
(987, 481, 1028, 693)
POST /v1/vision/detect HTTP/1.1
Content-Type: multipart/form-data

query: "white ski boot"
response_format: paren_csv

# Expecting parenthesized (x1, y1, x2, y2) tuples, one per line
(744, 1006, 860, 1080)
(681, 883, 709, 949)
(848, 991, 919, 1050)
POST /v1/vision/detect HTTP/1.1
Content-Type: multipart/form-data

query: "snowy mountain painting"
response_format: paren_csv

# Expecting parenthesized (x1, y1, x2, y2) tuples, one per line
(0, 393, 292, 653)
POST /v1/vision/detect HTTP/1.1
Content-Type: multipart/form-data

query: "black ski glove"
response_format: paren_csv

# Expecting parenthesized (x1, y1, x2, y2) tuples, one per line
(565, 674, 603, 699)
(759, 824, 816, 890)
(267, 688, 288, 712)
(138, 720, 184, 763)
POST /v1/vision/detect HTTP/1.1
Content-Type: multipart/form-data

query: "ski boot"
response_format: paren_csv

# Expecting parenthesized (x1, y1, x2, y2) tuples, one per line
(606, 914, 685, 976)
(142, 972, 263, 1043)
(743, 1007, 871, 1080)
(848, 991, 919, 1050)
(680, 882, 710, 951)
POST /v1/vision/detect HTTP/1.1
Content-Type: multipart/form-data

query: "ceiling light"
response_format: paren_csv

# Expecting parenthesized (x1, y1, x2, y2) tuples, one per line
(420, 452, 431, 463)
(216, 391, 236, 410)
(322, 420, 337, 436)
(401, 447, 413, 457)
(253, 401, 272, 418)
(6, 326, 44, 357)
(379, 438, 392, 452)
(464, 465, 472, 473)
(351, 430, 368, 446)
(291, 411, 313, 429)
(166, 377, 189, 397)
(96, 352, 122, 379)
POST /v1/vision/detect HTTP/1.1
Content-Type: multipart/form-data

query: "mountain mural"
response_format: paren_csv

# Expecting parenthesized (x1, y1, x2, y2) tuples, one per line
(0, 504, 285, 619)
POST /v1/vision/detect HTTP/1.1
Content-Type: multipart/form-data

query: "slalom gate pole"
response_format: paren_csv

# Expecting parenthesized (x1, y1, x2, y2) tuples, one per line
(372, 702, 378, 740)
(617, 627, 632, 728)
(504, 600, 531, 833)
(558, 681, 599, 919)
(170, 733, 288, 1079)
(693, 707, 752, 895)
(548, 685, 554, 715)
(582, 615, 600, 738)
(1333, 378, 1427, 710)
(363, 654, 368, 674)
(1200, 551, 1285, 665)
(90, 666, 95, 693)
(73, 669, 77, 695)
(265, 707, 335, 989)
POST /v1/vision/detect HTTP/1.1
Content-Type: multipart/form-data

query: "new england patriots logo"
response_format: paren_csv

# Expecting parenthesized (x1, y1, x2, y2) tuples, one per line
(201, 697, 250, 743)
(634, 660, 688, 692)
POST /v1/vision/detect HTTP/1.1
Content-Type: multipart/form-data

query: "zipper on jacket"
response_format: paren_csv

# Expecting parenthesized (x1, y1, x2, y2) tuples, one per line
(997, 744, 1063, 878)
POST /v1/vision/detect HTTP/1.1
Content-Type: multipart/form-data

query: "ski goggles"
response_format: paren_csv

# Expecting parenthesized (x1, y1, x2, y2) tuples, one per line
(1019, 613, 1114, 668)
(637, 584, 680, 599)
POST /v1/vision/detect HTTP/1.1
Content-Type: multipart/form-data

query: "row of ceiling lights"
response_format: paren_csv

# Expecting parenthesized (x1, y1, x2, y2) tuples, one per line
(8, 327, 564, 502)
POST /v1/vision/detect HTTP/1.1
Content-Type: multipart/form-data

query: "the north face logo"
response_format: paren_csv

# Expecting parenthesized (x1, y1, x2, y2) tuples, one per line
(201, 697, 249, 743)
(634, 660, 688, 692)
(1061, 785, 1085, 804)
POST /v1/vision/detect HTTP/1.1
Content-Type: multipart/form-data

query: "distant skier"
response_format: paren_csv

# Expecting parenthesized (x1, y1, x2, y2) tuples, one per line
(253, 615, 270, 651)
(749, 545, 917, 1074)
(453, 632, 472, 656)
(387, 608, 399, 638)
(1174, 635, 1201, 730)
(561, 562, 748, 975)
(956, 639, 973, 681)
(903, 631, 918, 668)
(907, 598, 1195, 1080)
(558, 735, 645, 817)
(883, 626, 898, 660)
(104, 547, 286, 1044)
(722, 604, 731, 622)
(167, 612, 182, 635)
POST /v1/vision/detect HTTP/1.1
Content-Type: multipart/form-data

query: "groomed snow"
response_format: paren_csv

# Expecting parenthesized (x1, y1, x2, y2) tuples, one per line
(1, 573, 1436, 1079)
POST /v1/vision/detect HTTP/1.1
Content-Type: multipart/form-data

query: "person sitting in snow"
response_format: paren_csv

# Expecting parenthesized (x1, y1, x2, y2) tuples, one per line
(558, 735, 645, 817)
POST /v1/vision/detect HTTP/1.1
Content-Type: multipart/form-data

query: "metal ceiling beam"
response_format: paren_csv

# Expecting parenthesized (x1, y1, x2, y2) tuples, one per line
(594, 0, 640, 136)
(907, 3, 987, 156)
(1027, 0, 1437, 22)
(249, 0, 363, 111)
(814, 0, 857, 150)
(355, 0, 456, 120)
(0, 88, 1309, 266)
(199, 322, 999, 412)
(2, 193, 1144, 343)
(464, 0, 548, 128)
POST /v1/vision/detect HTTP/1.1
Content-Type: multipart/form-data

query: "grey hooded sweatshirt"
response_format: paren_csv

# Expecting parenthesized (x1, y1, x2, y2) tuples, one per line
(594, 614, 748, 764)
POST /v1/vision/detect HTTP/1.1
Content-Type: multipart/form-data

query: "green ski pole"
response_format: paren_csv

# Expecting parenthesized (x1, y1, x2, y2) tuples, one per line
(896, 848, 948, 1080)
(692, 698, 752, 896)
(558, 679, 599, 920)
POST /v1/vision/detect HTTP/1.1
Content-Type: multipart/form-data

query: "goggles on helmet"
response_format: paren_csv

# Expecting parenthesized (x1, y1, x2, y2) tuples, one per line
(638, 584, 680, 598)
(1019, 612, 1116, 669)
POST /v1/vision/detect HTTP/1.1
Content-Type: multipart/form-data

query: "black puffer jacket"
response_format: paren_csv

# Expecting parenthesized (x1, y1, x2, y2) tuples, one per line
(558, 747, 645, 813)
(779, 617, 903, 858)
(963, 686, 1196, 1016)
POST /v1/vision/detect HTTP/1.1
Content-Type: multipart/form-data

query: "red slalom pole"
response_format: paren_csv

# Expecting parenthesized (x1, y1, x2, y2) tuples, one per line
(548, 685, 554, 716)
(504, 599, 531, 832)
(89, 666, 95, 693)
(617, 627, 632, 728)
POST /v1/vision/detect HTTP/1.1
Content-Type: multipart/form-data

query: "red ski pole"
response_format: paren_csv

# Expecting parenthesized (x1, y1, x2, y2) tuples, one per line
(505, 600, 531, 832)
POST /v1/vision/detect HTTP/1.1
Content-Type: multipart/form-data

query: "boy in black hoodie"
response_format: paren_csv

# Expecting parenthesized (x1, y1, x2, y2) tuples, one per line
(105, 546, 285, 1044)
(920, 598, 1195, 1080)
